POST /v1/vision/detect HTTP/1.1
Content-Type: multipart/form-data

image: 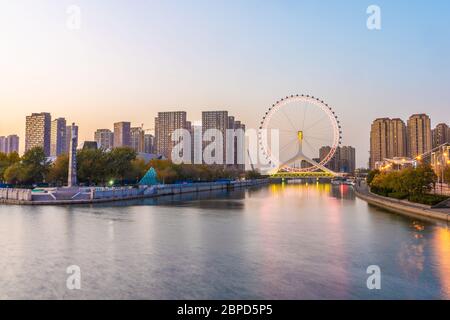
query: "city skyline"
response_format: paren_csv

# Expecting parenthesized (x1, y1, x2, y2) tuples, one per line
(1, 1, 450, 167)
(2, 1, 450, 303)
(3, 109, 449, 170)
(369, 113, 450, 169)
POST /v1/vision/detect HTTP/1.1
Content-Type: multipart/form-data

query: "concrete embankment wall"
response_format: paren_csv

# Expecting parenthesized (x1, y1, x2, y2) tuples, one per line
(92, 180, 269, 200)
(0, 179, 269, 205)
(354, 187, 450, 222)
(0, 188, 32, 202)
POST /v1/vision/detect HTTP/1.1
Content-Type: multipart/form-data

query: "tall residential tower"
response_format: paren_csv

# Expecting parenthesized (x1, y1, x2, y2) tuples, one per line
(94, 129, 114, 150)
(155, 112, 188, 159)
(50, 117, 67, 157)
(114, 122, 131, 148)
(25, 112, 51, 156)
(432, 123, 449, 148)
(407, 114, 432, 159)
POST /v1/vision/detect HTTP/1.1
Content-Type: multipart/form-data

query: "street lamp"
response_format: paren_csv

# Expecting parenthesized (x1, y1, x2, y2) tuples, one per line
(438, 146, 447, 194)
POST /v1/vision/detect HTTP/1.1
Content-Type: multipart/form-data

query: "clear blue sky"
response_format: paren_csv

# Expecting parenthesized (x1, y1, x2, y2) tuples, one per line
(0, 0, 449, 166)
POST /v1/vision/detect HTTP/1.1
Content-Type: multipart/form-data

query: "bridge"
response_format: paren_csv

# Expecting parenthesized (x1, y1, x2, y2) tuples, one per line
(267, 129, 341, 179)
(270, 171, 337, 179)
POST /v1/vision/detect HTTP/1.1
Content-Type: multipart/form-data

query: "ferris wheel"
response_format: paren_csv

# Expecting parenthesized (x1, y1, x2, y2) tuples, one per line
(258, 94, 342, 174)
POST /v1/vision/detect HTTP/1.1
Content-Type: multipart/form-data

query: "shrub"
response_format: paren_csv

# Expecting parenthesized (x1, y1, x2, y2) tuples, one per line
(367, 169, 380, 185)
(371, 186, 392, 197)
(408, 194, 449, 206)
(388, 191, 409, 200)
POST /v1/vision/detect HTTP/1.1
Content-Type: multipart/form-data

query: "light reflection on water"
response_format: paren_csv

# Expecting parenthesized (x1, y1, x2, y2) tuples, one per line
(0, 183, 450, 299)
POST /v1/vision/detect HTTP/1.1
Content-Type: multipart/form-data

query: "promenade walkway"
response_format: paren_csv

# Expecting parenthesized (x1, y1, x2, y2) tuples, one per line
(354, 181, 450, 222)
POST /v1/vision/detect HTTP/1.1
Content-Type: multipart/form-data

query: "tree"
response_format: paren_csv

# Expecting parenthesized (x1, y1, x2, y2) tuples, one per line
(125, 158, 148, 182)
(106, 147, 137, 183)
(157, 166, 178, 184)
(47, 154, 69, 186)
(0, 152, 20, 182)
(20, 147, 50, 184)
(77, 148, 108, 185)
(245, 170, 262, 180)
(444, 166, 450, 184)
(3, 163, 22, 185)
(370, 165, 437, 197)
(367, 169, 380, 185)
(411, 164, 437, 194)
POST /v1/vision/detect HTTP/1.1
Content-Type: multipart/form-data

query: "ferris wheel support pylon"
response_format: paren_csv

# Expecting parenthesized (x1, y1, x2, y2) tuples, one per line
(268, 131, 337, 176)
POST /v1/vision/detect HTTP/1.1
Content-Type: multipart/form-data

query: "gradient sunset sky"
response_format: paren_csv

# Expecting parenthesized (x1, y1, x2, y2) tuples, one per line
(1, 0, 449, 166)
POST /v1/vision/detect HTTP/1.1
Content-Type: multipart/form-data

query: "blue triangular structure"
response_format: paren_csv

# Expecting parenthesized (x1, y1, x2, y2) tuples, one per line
(139, 167, 159, 186)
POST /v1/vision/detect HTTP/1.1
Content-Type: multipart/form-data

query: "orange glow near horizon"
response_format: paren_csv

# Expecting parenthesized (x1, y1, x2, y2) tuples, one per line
(433, 227, 450, 299)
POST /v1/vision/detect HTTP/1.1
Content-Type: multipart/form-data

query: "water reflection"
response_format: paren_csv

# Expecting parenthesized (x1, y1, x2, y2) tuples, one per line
(89, 188, 247, 209)
(1, 183, 450, 299)
(433, 227, 450, 298)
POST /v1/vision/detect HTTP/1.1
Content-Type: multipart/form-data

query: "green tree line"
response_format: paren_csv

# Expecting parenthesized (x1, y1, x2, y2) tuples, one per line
(368, 165, 449, 205)
(0, 146, 261, 187)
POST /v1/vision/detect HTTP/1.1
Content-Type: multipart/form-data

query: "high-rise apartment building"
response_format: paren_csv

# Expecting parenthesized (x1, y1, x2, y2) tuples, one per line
(369, 118, 407, 169)
(227, 116, 246, 170)
(25, 112, 51, 156)
(388, 118, 407, 158)
(202, 111, 229, 165)
(6, 135, 19, 154)
(155, 112, 188, 159)
(319, 145, 356, 173)
(432, 123, 449, 148)
(144, 134, 155, 154)
(319, 146, 339, 172)
(407, 114, 432, 159)
(94, 129, 114, 150)
(130, 127, 145, 153)
(339, 146, 356, 174)
(190, 124, 203, 164)
(50, 117, 67, 157)
(369, 118, 390, 169)
(200, 111, 245, 170)
(114, 122, 131, 148)
(0, 137, 5, 154)
(66, 124, 79, 152)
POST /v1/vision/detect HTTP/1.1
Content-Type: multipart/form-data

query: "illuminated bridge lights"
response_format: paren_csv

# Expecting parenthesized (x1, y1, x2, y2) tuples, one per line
(269, 171, 336, 179)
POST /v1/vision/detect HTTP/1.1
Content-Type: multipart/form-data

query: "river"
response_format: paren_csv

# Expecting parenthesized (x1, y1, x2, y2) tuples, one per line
(1, 183, 450, 299)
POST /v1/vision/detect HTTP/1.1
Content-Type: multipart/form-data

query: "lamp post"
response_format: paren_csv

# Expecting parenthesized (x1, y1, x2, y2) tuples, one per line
(441, 146, 445, 194)
(438, 145, 448, 195)
(444, 148, 449, 195)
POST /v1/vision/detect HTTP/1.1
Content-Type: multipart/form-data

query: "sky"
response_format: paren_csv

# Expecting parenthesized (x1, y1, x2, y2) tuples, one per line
(0, 0, 449, 167)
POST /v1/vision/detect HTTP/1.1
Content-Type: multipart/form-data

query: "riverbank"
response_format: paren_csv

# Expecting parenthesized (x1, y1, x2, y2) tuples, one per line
(0, 179, 269, 206)
(354, 182, 450, 222)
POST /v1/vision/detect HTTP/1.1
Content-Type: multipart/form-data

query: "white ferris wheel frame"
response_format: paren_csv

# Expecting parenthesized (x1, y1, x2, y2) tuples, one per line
(258, 94, 342, 173)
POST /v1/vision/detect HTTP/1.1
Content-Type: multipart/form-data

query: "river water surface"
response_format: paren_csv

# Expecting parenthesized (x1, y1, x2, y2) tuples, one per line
(1, 183, 450, 299)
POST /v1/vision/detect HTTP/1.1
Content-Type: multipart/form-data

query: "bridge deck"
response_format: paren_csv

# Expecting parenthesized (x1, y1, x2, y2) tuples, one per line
(270, 171, 337, 179)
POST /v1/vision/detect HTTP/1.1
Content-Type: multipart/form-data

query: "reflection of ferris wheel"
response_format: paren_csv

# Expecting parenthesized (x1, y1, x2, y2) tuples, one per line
(259, 94, 342, 173)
